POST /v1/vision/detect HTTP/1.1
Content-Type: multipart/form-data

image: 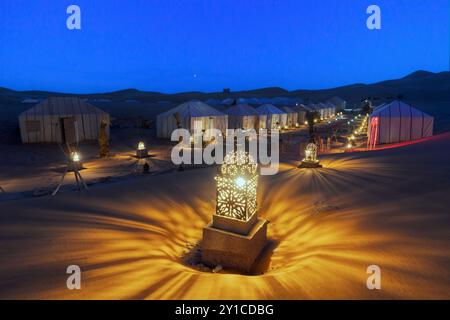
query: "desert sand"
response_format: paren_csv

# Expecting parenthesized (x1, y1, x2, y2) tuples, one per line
(0, 133, 449, 299)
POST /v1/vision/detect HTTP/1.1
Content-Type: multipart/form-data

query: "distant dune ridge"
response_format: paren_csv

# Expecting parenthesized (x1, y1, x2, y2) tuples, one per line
(1, 70, 450, 105)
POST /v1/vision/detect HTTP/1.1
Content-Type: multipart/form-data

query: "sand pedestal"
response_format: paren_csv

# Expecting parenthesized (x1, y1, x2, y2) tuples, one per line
(136, 148, 149, 159)
(202, 214, 268, 273)
(298, 160, 322, 168)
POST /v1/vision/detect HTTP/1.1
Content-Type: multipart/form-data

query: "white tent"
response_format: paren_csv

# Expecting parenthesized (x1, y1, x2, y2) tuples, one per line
(291, 104, 308, 125)
(281, 106, 298, 128)
(19, 97, 110, 144)
(367, 100, 434, 147)
(327, 97, 347, 111)
(156, 100, 228, 139)
(224, 104, 260, 130)
(256, 104, 287, 129)
(316, 103, 328, 120)
(325, 102, 336, 117)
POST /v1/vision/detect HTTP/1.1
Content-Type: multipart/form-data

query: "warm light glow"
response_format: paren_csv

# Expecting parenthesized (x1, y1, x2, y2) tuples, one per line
(314, 119, 318, 123)
(347, 143, 352, 149)
(138, 141, 146, 150)
(71, 152, 80, 162)
(235, 177, 246, 188)
(215, 151, 258, 221)
(304, 121, 308, 125)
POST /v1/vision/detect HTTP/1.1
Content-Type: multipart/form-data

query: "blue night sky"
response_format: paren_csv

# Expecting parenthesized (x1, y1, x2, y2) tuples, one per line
(0, 0, 448, 93)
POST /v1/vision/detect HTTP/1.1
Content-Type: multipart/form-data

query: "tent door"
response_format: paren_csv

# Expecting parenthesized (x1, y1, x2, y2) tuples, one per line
(60, 117, 78, 145)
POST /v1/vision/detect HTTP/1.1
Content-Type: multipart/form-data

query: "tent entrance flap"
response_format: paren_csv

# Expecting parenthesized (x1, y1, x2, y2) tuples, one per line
(60, 117, 78, 145)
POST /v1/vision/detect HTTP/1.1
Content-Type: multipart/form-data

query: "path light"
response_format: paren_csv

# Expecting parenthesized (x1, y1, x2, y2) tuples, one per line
(136, 141, 149, 158)
(72, 151, 80, 163)
(53, 150, 87, 195)
(202, 150, 268, 273)
(298, 143, 322, 168)
(68, 151, 83, 171)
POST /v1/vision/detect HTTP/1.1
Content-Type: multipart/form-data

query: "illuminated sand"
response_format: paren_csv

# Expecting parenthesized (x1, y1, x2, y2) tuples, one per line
(0, 134, 449, 299)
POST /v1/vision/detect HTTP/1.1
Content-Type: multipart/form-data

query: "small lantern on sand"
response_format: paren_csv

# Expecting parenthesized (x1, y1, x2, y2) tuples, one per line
(298, 143, 322, 168)
(136, 141, 148, 159)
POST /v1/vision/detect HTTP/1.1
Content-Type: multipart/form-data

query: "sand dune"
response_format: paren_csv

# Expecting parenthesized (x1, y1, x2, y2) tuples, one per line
(0, 134, 449, 299)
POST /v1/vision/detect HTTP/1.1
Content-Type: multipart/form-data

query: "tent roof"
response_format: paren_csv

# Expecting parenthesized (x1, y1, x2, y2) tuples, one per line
(256, 104, 286, 115)
(281, 106, 297, 114)
(19, 97, 109, 117)
(224, 104, 259, 116)
(371, 100, 433, 118)
(159, 100, 225, 118)
(372, 103, 386, 112)
(291, 104, 309, 112)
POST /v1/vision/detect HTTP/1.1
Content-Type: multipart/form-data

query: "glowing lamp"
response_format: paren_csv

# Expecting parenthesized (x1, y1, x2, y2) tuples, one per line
(71, 152, 80, 162)
(138, 141, 146, 150)
(136, 141, 149, 158)
(299, 143, 322, 168)
(314, 119, 318, 123)
(295, 123, 299, 127)
(202, 150, 268, 273)
(68, 151, 83, 171)
(215, 151, 258, 222)
(304, 121, 308, 125)
(235, 176, 246, 188)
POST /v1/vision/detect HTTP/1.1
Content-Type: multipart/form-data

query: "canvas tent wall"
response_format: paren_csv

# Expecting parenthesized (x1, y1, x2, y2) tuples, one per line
(156, 100, 228, 139)
(291, 104, 308, 124)
(367, 100, 434, 148)
(316, 103, 328, 120)
(325, 102, 336, 117)
(256, 104, 287, 129)
(258, 114, 268, 130)
(281, 106, 298, 128)
(224, 104, 259, 130)
(18, 97, 110, 144)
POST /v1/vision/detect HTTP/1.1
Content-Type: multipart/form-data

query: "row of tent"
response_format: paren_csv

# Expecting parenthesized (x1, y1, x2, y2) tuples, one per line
(156, 101, 341, 139)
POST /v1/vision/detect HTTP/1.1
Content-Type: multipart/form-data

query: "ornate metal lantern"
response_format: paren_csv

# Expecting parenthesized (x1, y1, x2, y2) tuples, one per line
(202, 150, 268, 273)
(215, 150, 258, 222)
(299, 143, 322, 168)
(304, 143, 318, 163)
